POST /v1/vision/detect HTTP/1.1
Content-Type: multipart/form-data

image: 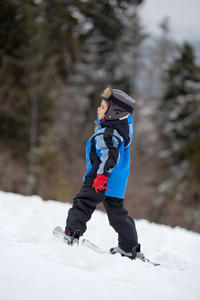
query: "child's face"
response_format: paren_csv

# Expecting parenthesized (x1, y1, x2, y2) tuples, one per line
(97, 100, 109, 121)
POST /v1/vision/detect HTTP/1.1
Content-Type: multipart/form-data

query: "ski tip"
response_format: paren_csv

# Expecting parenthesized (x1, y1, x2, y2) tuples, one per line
(143, 259, 160, 266)
(53, 226, 65, 239)
(53, 226, 62, 233)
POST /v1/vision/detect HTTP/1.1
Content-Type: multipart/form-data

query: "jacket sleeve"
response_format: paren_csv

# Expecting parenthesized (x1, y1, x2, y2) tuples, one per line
(95, 128, 122, 177)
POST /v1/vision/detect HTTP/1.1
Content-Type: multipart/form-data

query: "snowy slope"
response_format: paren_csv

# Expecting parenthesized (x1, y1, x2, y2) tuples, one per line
(0, 191, 200, 300)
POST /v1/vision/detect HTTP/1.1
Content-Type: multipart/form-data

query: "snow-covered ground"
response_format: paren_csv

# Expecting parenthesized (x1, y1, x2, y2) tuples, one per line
(0, 190, 200, 300)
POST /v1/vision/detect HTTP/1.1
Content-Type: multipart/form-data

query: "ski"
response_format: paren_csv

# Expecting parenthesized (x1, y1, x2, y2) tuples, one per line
(135, 252, 160, 266)
(82, 238, 111, 254)
(82, 238, 160, 266)
(53, 227, 160, 266)
(53, 226, 65, 239)
(53, 226, 74, 245)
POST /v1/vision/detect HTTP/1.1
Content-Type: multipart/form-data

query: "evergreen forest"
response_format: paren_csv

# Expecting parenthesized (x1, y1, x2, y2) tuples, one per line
(1, 0, 200, 232)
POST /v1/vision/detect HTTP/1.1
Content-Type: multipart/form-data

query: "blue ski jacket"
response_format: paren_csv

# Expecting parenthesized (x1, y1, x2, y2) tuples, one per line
(83, 115, 133, 198)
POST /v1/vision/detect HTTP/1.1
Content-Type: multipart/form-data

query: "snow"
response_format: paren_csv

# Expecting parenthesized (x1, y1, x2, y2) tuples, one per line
(0, 190, 200, 300)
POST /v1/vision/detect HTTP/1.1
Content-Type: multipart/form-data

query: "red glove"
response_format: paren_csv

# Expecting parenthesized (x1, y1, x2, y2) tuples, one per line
(92, 174, 108, 193)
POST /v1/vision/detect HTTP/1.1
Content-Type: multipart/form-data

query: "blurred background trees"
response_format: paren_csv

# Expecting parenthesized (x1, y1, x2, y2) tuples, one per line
(0, 0, 200, 232)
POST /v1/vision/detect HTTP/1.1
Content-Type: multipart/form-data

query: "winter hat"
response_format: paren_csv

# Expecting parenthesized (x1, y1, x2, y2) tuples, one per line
(100, 86, 136, 121)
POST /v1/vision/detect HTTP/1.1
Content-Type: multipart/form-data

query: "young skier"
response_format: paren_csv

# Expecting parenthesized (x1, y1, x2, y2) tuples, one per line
(64, 86, 140, 259)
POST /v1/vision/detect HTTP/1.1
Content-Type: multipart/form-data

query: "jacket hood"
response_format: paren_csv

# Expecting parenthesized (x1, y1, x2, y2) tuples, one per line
(95, 115, 133, 148)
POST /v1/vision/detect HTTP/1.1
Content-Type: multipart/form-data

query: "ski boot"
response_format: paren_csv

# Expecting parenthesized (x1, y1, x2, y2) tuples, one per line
(63, 229, 81, 246)
(110, 243, 141, 260)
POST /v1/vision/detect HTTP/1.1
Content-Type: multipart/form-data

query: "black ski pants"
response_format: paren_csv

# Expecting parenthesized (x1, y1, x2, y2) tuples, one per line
(65, 185, 138, 252)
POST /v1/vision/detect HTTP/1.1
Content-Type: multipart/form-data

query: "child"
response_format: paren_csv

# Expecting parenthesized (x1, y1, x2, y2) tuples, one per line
(64, 86, 139, 259)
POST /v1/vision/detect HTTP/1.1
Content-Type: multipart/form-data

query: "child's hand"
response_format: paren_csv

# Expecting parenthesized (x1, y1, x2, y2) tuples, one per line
(92, 174, 108, 193)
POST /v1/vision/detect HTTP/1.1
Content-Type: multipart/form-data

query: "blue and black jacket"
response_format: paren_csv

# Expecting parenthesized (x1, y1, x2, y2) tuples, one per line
(83, 115, 133, 198)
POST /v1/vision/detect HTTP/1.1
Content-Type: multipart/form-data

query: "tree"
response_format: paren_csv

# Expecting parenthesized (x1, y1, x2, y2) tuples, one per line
(0, 0, 146, 201)
(0, 0, 58, 194)
(0, 0, 30, 155)
(159, 42, 200, 220)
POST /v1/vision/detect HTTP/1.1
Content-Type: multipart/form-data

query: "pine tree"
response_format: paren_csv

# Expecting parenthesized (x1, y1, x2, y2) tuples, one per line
(0, 0, 146, 200)
(0, 0, 29, 155)
(160, 42, 200, 203)
(0, 0, 58, 194)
